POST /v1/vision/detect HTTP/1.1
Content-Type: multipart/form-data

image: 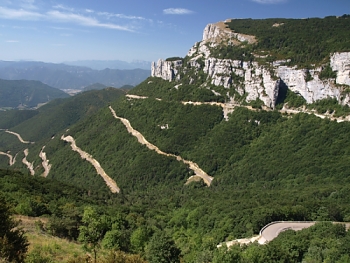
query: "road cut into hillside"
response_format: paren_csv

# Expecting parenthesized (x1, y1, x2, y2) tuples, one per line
(39, 146, 52, 178)
(109, 106, 214, 186)
(280, 107, 350, 123)
(4, 130, 34, 144)
(0, 151, 16, 166)
(258, 221, 317, 244)
(126, 93, 350, 122)
(61, 135, 120, 194)
(22, 149, 35, 176)
(219, 221, 350, 248)
(126, 94, 236, 120)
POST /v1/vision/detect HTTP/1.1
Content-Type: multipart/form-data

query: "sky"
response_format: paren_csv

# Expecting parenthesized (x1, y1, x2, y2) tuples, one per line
(0, 0, 349, 64)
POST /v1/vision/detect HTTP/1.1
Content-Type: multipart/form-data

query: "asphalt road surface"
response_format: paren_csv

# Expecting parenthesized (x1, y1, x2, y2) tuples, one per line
(260, 222, 316, 243)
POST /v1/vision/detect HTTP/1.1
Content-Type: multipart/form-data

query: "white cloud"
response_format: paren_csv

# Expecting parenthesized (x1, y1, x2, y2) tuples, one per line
(97, 11, 146, 21)
(163, 8, 194, 15)
(0, 4, 135, 32)
(251, 0, 287, 4)
(53, 4, 75, 12)
(85, 9, 94, 13)
(47, 10, 134, 31)
(0, 6, 43, 20)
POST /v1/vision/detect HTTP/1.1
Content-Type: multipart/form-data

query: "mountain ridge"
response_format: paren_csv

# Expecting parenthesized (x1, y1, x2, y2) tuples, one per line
(0, 78, 70, 109)
(0, 61, 150, 90)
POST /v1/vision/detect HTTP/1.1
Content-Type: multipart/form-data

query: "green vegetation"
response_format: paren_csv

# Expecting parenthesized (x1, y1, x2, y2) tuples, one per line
(218, 15, 350, 67)
(0, 79, 69, 109)
(213, 222, 350, 263)
(120, 84, 134, 91)
(275, 84, 307, 109)
(5, 88, 125, 142)
(0, 195, 28, 262)
(131, 77, 225, 103)
(166, 57, 184, 62)
(2, 71, 350, 262)
(319, 63, 338, 80)
(307, 97, 350, 116)
(3, 92, 350, 261)
(0, 110, 39, 129)
(83, 83, 107, 91)
(78, 206, 105, 263)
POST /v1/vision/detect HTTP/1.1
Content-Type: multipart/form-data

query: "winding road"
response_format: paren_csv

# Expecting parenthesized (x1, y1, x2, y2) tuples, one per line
(39, 146, 52, 178)
(258, 221, 317, 244)
(0, 151, 16, 166)
(126, 94, 350, 123)
(61, 135, 120, 194)
(219, 221, 350, 247)
(22, 149, 35, 176)
(109, 106, 214, 186)
(3, 130, 34, 144)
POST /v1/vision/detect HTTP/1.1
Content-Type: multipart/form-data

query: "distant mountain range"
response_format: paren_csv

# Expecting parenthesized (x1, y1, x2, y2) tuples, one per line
(63, 60, 151, 70)
(0, 61, 150, 90)
(82, 83, 134, 92)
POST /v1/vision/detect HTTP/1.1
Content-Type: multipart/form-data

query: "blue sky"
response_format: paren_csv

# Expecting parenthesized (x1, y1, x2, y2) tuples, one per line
(0, 0, 349, 63)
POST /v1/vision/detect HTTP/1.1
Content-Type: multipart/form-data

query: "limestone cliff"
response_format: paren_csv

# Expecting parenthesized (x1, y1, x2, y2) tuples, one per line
(151, 21, 350, 109)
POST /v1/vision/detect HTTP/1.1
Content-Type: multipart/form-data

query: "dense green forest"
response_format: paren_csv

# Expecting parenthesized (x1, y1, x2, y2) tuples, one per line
(1, 77, 350, 261)
(209, 15, 350, 67)
(0, 88, 125, 140)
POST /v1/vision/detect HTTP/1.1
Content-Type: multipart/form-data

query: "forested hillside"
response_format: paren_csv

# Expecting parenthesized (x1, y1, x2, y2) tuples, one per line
(222, 15, 350, 67)
(1, 16, 350, 263)
(0, 79, 69, 109)
(1, 76, 350, 261)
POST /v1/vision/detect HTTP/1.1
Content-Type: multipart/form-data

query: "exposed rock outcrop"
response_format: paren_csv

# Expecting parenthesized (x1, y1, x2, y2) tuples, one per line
(330, 52, 350, 86)
(151, 59, 182, 81)
(151, 20, 350, 109)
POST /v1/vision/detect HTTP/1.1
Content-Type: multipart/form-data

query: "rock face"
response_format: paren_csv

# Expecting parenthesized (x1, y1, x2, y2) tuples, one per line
(151, 59, 182, 81)
(331, 52, 350, 86)
(151, 21, 350, 108)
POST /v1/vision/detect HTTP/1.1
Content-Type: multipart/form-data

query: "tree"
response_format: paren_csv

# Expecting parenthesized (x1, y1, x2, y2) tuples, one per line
(78, 206, 104, 263)
(145, 230, 181, 263)
(212, 245, 242, 263)
(130, 227, 151, 253)
(0, 195, 28, 263)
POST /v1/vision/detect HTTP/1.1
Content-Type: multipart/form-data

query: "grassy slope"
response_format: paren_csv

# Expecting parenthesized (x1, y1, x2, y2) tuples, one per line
(18, 216, 85, 262)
